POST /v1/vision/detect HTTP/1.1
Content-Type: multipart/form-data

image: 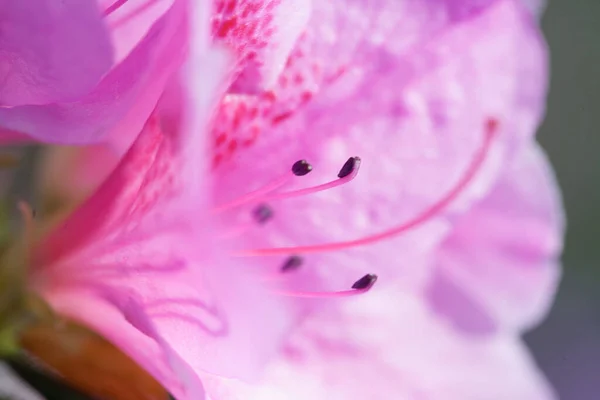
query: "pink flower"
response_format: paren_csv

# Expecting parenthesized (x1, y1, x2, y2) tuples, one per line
(0, 0, 186, 150)
(21, 0, 562, 399)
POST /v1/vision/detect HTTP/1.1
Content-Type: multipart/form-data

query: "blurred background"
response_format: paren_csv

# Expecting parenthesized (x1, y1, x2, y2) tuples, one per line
(524, 1, 600, 399)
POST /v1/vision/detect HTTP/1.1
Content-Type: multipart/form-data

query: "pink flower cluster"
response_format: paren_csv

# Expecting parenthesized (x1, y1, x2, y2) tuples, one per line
(0, 0, 563, 399)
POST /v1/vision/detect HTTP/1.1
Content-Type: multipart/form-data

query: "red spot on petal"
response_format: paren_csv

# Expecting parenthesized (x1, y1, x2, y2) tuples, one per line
(217, 17, 237, 38)
(262, 91, 276, 103)
(272, 111, 293, 125)
(486, 117, 499, 133)
(228, 139, 238, 154)
(216, 133, 228, 147)
(213, 154, 223, 169)
(301, 91, 313, 103)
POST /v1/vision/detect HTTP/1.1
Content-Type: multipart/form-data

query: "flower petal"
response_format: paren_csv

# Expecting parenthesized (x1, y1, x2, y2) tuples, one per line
(41, 286, 205, 400)
(426, 143, 564, 333)
(0, 0, 113, 106)
(202, 290, 556, 400)
(0, 0, 186, 148)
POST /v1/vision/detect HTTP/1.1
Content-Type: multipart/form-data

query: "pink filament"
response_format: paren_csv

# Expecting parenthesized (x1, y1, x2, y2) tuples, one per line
(212, 173, 292, 213)
(110, 0, 162, 28)
(272, 287, 373, 299)
(238, 123, 498, 257)
(260, 158, 361, 202)
(103, 0, 129, 16)
(219, 222, 255, 239)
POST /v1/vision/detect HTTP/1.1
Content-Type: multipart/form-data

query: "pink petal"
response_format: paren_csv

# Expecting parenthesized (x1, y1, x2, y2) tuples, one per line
(0, 0, 113, 106)
(202, 290, 556, 400)
(210, 0, 547, 291)
(0, 0, 186, 148)
(426, 143, 564, 333)
(42, 286, 205, 400)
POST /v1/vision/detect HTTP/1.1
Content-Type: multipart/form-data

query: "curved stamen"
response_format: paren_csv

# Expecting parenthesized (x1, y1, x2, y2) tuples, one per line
(110, 0, 161, 28)
(238, 122, 498, 257)
(273, 274, 377, 298)
(220, 204, 274, 238)
(212, 174, 290, 212)
(103, 0, 129, 16)
(261, 157, 361, 202)
(213, 160, 312, 213)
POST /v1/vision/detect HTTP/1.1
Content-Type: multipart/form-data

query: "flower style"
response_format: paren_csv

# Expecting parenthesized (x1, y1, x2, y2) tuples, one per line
(5, 0, 563, 399)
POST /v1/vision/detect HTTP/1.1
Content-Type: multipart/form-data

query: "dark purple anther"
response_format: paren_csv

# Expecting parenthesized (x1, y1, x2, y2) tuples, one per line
(253, 204, 273, 224)
(292, 160, 313, 176)
(280, 255, 303, 272)
(351, 274, 378, 290)
(337, 157, 361, 178)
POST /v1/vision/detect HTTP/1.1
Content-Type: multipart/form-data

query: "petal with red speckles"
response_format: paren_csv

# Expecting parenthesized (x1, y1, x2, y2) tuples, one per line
(212, 0, 311, 92)
(210, 0, 547, 290)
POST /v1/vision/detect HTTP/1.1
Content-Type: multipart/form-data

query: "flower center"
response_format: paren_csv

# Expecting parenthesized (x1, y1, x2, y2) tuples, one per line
(213, 118, 498, 297)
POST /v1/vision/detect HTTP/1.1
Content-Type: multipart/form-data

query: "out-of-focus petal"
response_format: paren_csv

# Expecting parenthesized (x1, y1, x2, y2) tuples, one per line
(0, 0, 186, 149)
(521, 0, 547, 17)
(426, 143, 564, 333)
(202, 290, 556, 400)
(210, 0, 547, 292)
(0, 0, 113, 106)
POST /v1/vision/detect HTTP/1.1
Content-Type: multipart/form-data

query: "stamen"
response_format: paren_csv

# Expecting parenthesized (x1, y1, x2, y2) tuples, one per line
(238, 122, 497, 257)
(273, 273, 378, 298)
(252, 204, 274, 224)
(213, 159, 312, 212)
(220, 204, 274, 238)
(213, 174, 290, 213)
(103, 0, 129, 16)
(338, 156, 360, 179)
(292, 160, 313, 176)
(280, 255, 303, 273)
(351, 273, 378, 290)
(260, 157, 361, 202)
(110, 0, 161, 28)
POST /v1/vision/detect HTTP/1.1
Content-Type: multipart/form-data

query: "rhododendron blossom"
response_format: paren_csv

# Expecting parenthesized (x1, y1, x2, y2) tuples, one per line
(0, 0, 563, 399)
